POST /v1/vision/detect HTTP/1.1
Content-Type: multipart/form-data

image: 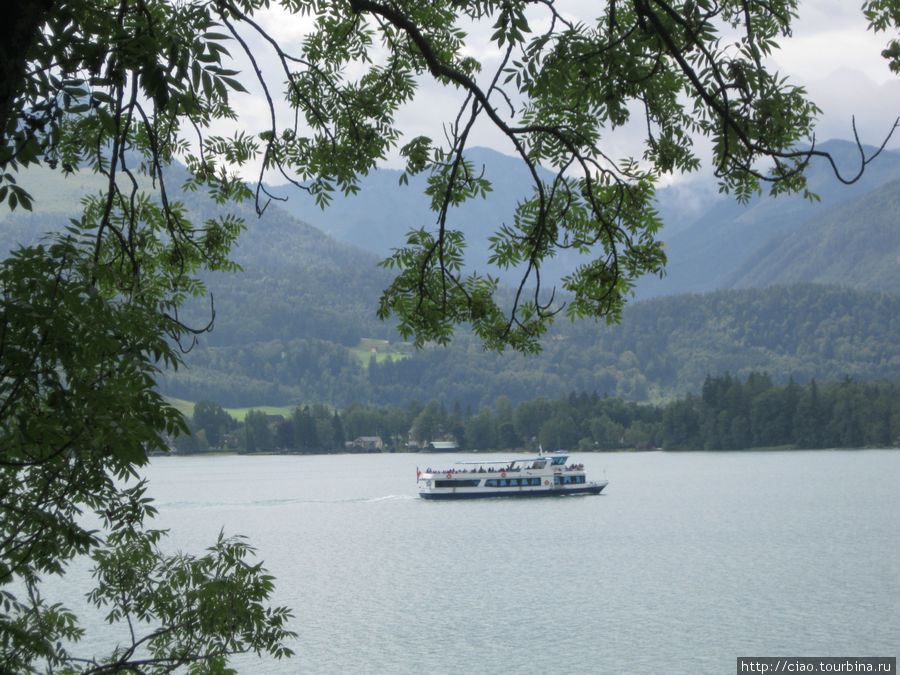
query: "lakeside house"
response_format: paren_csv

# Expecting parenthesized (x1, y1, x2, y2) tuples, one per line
(347, 436, 383, 452)
(424, 440, 459, 452)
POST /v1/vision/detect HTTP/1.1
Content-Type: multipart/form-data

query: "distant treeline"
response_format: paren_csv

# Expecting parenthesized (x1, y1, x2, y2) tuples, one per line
(174, 374, 900, 453)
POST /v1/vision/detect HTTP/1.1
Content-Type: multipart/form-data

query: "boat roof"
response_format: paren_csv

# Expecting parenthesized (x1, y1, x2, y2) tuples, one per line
(452, 451, 568, 466)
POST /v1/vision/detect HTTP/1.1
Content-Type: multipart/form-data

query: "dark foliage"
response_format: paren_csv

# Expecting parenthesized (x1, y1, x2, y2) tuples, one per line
(185, 375, 900, 453)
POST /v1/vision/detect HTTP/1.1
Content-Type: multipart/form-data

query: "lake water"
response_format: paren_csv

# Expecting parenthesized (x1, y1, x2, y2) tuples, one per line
(64, 450, 899, 673)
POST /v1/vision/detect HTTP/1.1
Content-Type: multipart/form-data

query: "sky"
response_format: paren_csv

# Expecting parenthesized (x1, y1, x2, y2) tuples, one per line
(770, 1, 900, 148)
(231, 1, 900, 182)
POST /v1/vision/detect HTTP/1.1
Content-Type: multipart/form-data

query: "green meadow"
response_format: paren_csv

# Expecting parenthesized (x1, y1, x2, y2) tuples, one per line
(165, 396, 292, 422)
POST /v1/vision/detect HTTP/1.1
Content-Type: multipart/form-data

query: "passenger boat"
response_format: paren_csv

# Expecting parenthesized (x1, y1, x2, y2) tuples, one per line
(416, 450, 608, 500)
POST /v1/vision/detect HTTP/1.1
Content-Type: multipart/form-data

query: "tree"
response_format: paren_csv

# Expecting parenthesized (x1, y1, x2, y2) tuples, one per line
(660, 397, 697, 449)
(276, 416, 296, 449)
(3, 0, 899, 671)
(192, 399, 235, 448)
(292, 406, 319, 453)
(0, 0, 300, 668)
(539, 415, 578, 450)
(465, 409, 498, 449)
(243, 409, 276, 452)
(794, 379, 825, 449)
(384, 405, 414, 450)
(514, 397, 553, 443)
(412, 399, 444, 444)
(592, 414, 627, 450)
(344, 402, 379, 442)
(6, 2, 895, 352)
(0, 231, 295, 669)
(331, 411, 347, 450)
(315, 416, 336, 451)
(497, 422, 521, 450)
(493, 395, 515, 428)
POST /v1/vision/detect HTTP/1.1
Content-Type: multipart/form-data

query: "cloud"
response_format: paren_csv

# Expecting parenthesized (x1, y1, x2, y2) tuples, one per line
(804, 69, 900, 149)
(768, 1, 900, 149)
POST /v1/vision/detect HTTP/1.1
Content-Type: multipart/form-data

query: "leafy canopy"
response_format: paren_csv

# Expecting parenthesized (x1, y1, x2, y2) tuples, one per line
(2, 1, 898, 352)
(1, 0, 898, 671)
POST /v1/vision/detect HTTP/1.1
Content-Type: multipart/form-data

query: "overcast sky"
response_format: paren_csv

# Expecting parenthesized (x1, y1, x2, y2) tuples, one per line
(237, 1, 900, 181)
(772, 1, 900, 147)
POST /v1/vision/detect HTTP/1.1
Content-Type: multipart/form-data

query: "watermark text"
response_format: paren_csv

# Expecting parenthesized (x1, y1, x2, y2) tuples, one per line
(737, 658, 895, 674)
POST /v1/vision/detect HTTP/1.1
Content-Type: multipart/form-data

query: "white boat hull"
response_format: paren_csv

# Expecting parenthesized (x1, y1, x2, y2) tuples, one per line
(419, 480, 608, 500)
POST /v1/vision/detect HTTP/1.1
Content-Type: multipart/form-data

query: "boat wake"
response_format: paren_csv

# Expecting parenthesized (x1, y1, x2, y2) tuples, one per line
(357, 494, 416, 503)
(155, 494, 416, 509)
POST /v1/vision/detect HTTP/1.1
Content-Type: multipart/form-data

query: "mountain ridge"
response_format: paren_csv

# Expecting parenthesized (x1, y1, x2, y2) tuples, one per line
(261, 139, 900, 298)
(2, 147, 897, 410)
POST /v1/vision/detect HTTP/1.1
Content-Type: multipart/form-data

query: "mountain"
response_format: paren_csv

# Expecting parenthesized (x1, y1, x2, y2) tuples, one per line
(725, 177, 900, 292)
(635, 140, 900, 298)
(262, 147, 602, 286)
(0, 163, 396, 349)
(14, 140, 894, 307)
(176, 186, 396, 348)
(3, 152, 898, 412)
(265, 146, 552, 254)
(263, 140, 900, 298)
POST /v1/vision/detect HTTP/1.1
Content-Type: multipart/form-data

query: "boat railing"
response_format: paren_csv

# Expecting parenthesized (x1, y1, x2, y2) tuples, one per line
(422, 463, 585, 475)
(422, 466, 524, 475)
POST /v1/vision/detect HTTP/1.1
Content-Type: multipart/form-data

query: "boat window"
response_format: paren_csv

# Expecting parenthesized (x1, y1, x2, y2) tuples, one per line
(551, 456, 567, 465)
(481, 477, 546, 488)
(434, 479, 480, 488)
(531, 460, 546, 469)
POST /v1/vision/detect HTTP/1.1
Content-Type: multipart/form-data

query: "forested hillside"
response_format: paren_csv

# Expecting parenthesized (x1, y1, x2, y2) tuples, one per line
(160, 285, 900, 410)
(176, 191, 396, 348)
(727, 177, 900, 292)
(0, 164, 398, 348)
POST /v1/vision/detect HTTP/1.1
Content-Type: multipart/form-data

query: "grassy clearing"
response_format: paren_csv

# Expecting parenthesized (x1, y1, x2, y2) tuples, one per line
(165, 396, 196, 418)
(224, 405, 294, 422)
(351, 338, 412, 366)
(164, 396, 293, 422)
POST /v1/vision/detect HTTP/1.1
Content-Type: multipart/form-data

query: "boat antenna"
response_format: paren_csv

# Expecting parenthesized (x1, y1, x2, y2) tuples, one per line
(538, 444, 543, 457)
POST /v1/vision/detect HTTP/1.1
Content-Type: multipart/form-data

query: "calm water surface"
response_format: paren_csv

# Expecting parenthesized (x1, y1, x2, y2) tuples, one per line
(73, 451, 900, 673)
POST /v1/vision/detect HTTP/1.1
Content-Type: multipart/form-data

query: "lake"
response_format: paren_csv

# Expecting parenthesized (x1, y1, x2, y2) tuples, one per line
(65, 450, 900, 673)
